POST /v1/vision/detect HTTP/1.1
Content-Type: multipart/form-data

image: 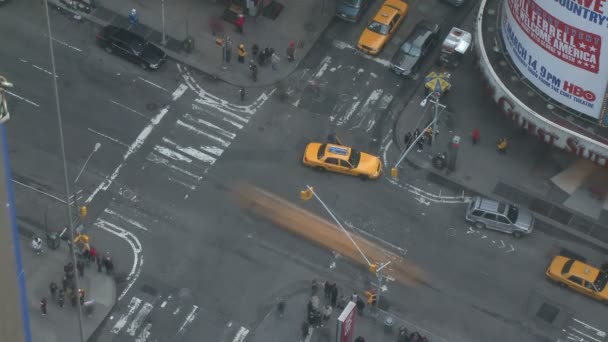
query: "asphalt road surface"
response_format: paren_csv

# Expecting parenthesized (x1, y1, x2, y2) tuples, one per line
(2, 0, 607, 342)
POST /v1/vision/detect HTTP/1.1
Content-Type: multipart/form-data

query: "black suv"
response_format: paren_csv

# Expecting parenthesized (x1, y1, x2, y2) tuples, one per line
(96, 25, 167, 70)
(390, 21, 440, 78)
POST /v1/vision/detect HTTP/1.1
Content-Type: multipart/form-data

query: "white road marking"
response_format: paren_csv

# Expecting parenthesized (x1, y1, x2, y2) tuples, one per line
(232, 327, 250, 342)
(95, 217, 143, 300)
(146, 153, 203, 181)
(172, 84, 189, 100)
(162, 138, 217, 165)
(352, 89, 383, 128)
(314, 56, 332, 79)
(192, 104, 246, 129)
(88, 128, 129, 147)
(173, 307, 181, 315)
(87, 82, 187, 204)
(19, 58, 27, 63)
(193, 98, 249, 122)
(135, 323, 152, 342)
(176, 119, 230, 147)
(12, 179, 70, 204)
(168, 176, 196, 190)
(336, 100, 360, 125)
(200, 145, 224, 158)
(160, 301, 167, 308)
(154, 145, 192, 163)
(332, 40, 392, 67)
(385, 178, 470, 204)
(572, 319, 606, 337)
(104, 208, 149, 231)
(176, 305, 199, 336)
(111, 297, 142, 334)
(5, 90, 39, 107)
(366, 93, 394, 132)
(183, 113, 236, 139)
(52, 37, 82, 52)
(570, 327, 603, 342)
(109, 100, 148, 118)
(127, 302, 154, 336)
(137, 77, 169, 92)
(32, 64, 57, 77)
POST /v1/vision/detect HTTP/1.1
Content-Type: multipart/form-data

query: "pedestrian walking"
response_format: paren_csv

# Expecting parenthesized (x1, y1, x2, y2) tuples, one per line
(307, 299, 314, 316)
(472, 128, 480, 145)
(337, 295, 347, 309)
(62, 276, 69, 291)
(79, 289, 85, 306)
(322, 304, 333, 325)
(40, 298, 47, 316)
(238, 44, 247, 63)
(417, 134, 425, 152)
(301, 321, 310, 339)
(70, 291, 77, 307)
(239, 87, 246, 102)
(497, 138, 508, 154)
(355, 297, 365, 315)
(351, 291, 358, 302)
(311, 278, 319, 295)
(425, 127, 433, 145)
(235, 14, 244, 33)
(252, 44, 259, 58)
(249, 60, 258, 82)
(287, 41, 296, 62)
(77, 260, 85, 277)
(324, 281, 331, 299)
(49, 282, 58, 300)
(58, 289, 65, 308)
(224, 38, 233, 63)
(330, 284, 338, 307)
(89, 245, 97, 264)
(277, 300, 285, 318)
(271, 52, 280, 71)
(404, 131, 412, 150)
(96, 253, 103, 272)
(128, 8, 139, 26)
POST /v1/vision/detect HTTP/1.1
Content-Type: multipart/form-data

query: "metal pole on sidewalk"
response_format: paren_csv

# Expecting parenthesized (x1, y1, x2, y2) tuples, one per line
(43, 1, 86, 341)
(161, 0, 167, 45)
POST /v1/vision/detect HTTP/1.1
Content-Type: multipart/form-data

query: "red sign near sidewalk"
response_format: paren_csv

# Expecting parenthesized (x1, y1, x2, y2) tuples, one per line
(336, 301, 357, 342)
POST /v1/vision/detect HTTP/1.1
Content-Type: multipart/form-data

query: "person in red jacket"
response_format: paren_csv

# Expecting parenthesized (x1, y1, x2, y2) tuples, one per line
(235, 14, 244, 33)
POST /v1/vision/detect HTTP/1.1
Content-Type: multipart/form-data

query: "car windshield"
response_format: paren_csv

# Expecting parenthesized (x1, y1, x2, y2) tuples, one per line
(348, 150, 361, 167)
(561, 259, 574, 274)
(317, 144, 327, 159)
(341, 0, 362, 7)
(506, 205, 519, 223)
(400, 42, 422, 56)
(594, 271, 608, 291)
(130, 41, 145, 55)
(367, 21, 389, 35)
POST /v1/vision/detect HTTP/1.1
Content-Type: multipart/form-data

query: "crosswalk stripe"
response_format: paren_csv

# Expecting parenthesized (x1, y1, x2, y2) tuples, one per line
(134, 323, 152, 342)
(352, 89, 383, 128)
(200, 145, 224, 158)
(183, 113, 237, 139)
(176, 119, 230, 147)
(191, 103, 246, 128)
(336, 100, 360, 125)
(146, 153, 203, 181)
(154, 145, 192, 163)
(194, 98, 249, 122)
(232, 327, 250, 342)
(176, 305, 199, 336)
(162, 138, 217, 165)
(127, 302, 154, 336)
(111, 297, 142, 334)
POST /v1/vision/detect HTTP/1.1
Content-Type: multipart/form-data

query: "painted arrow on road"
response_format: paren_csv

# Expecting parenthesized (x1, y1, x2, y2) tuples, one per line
(505, 245, 515, 253)
(498, 240, 506, 248)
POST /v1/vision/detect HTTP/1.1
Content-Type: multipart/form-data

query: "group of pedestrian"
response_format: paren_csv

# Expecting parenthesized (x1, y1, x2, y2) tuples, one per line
(403, 128, 433, 152)
(301, 279, 340, 340)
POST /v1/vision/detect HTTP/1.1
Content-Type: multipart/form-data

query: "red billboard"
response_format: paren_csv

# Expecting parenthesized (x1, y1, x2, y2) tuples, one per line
(336, 301, 357, 342)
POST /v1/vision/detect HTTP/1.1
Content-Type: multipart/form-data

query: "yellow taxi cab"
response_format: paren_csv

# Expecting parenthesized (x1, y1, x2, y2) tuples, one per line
(357, 0, 409, 55)
(546, 255, 608, 303)
(302, 143, 382, 180)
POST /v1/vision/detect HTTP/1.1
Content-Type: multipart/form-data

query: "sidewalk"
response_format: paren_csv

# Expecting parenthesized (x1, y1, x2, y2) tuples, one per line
(391, 43, 608, 252)
(20, 230, 116, 342)
(49, 0, 336, 87)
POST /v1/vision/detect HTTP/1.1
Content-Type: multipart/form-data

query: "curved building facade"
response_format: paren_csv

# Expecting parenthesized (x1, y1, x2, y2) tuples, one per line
(476, 0, 608, 167)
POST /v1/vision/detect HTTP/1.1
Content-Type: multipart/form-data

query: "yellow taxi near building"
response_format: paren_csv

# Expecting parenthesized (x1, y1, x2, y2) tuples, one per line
(357, 0, 409, 55)
(546, 255, 608, 303)
(302, 143, 382, 180)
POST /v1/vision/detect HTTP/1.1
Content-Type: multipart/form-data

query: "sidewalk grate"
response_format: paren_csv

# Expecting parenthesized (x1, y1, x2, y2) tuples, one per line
(530, 198, 551, 216)
(569, 216, 594, 235)
(493, 182, 532, 206)
(536, 303, 559, 324)
(547, 206, 573, 226)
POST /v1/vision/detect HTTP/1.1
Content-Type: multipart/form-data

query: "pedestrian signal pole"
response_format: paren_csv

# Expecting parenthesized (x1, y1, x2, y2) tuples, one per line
(0, 75, 13, 123)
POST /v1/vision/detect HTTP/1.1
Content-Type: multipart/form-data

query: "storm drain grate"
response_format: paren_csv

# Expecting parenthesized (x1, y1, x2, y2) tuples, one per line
(536, 302, 559, 324)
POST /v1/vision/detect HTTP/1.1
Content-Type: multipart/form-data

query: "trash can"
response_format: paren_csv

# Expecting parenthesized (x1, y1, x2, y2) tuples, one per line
(46, 232, 60, 250)
(384, 315, 394, 334)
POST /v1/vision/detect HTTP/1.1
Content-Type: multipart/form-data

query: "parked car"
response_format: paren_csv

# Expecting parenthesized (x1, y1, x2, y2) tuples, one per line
(96, 25, 167, 70)
(390, 21, 440, 77)
(335, 0, 374, 23)
(357, 0, 409, 56)
(465, 196, 534, 238)
(546, 256, 608, 303)
(303, 143, 382, 180)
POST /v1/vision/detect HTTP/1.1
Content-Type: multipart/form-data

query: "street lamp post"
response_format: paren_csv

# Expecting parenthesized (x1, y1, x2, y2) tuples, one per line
(161, 0, 167, 46)
(300, 186, 388, 309)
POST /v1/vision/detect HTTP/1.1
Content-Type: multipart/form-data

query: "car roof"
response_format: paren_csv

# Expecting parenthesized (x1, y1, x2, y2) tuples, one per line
(103, 25, 144, 43)
(568, 259, 600, 282)
(324, 144, 352, 159)
(373, 5, 399, 24)
(475, 197, 504, 213)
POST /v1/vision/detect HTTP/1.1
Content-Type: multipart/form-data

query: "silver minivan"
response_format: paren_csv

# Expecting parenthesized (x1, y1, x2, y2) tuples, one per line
(465, 196, 534, 238)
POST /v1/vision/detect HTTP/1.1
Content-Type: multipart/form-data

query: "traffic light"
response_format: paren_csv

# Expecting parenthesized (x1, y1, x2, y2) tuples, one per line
(300, 187, 314, 201)
(79, 205, 88, 219)
(364, 290, 377, 305)
(369, 263, 378, 273)
(390, 167, 398, 179)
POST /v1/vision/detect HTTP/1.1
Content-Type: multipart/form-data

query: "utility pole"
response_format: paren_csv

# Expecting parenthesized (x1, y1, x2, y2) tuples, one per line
(161, 0, 167, 45)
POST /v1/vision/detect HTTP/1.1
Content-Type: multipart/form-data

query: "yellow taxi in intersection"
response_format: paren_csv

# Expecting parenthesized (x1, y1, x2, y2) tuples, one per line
(357, 0, 409, 55)
(302, 143, 382, 180)
(546, 255, 608, 303)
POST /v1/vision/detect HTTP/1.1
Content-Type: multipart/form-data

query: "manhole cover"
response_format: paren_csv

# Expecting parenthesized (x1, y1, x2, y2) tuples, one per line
(146, 103, 158, 111)
(536, 302, 559, 323)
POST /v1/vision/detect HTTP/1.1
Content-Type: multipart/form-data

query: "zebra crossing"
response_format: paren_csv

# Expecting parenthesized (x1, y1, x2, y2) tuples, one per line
(143, 92, 256, 194)
(289, 54, 396, 133)
(109, 293, 250, 342)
